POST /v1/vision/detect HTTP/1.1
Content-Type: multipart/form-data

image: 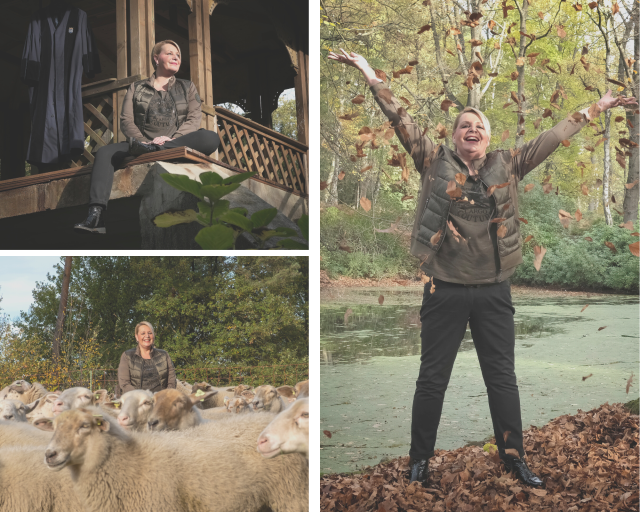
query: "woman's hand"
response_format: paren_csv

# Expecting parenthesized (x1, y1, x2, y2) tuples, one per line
(597, 89, 638, 112)
(152, 136, 174, 145)
(327, 48, 382, 87)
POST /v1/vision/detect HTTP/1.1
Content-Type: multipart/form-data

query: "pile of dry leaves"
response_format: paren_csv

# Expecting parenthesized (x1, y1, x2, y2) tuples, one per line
(320, 403, 638, 511)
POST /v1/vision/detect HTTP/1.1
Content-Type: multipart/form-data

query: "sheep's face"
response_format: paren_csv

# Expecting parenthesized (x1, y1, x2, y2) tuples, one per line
(147, 388, 215, 431)
(5, 380, 32, 400)
(251, 385, 278, 411)
(225, 396, 250, 414)
(53, 387, 94, 415)
(40, 408, 110, 471)
(257, 398, 309, 458)
(26, 393, 59, 422)
(191, 382, 213, 395)
(233, 384, 253, 397)
(111, 389, 153, 430)
(0, 399, 27, 421)
(294, 380, 309, 398)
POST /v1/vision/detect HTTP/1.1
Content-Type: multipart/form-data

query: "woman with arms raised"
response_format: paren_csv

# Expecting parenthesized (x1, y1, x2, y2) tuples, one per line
(75, 40, 220, 234)
(328, 49, 636, 487)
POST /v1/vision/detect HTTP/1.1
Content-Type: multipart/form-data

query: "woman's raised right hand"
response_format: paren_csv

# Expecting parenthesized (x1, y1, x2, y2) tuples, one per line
(327, 48, 370, 71)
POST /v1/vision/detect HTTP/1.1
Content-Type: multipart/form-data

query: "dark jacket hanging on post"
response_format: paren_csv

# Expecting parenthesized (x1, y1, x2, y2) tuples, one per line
(20, 5, 101, 165)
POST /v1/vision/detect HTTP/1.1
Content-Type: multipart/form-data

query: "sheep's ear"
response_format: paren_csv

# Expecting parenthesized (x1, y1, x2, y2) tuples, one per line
(102, 401, 122, 410)
(189, 390, 217, 406)
(34, 418, 54, 431)
(93, 415, 110, 432)
(24, 399, 41, 414)
(93, 390, 108, 403)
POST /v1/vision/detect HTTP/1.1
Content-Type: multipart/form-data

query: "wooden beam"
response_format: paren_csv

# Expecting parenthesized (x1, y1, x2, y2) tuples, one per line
(146, 0, 155, 76)
(200, 0, 214, 132)
(293, 49, 309, 146)
(188, 0, 205, 119)
(115, 0, 127, 142)
(130, 0, 147, 77)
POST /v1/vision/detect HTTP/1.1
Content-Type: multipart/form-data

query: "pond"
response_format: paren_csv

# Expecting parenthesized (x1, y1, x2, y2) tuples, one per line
(320, 286, 639, 475)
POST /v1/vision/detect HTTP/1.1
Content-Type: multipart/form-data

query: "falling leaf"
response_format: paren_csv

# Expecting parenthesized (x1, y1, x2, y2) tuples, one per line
(533, 245, 547, 271)
(582, 373, 592, 380)
(491, 217, 507, 223)
(455, 173, 467, 186)
(338, 171, 345, 180)
(580, 304, 589, 313)
(430, 230, 442, 245)
(561, 140, 570, 147)
(323, 430, 333, 439)
(339, 244, 353, 253)
(612, 2, 620, 13)
(497, 225, 508, 238)
(374, 69, 387, 82)
(408, 60, 419, 66)
(537, 11, 545, 18)
(487, 181, 509, 196)
(584, 237, 593, 242)
(604, 241, 617, 254)
(625, 179, 639, 189)
(588, 102, 602, 120)
(401, 195, 414, 201)
(430, 281, 436, 294)
(518, 217, 528, 224)
(626, 373, 634, 393)
(360, 197, 372, 212)
(615, 116, 625, 122)
(524, 235, 533, 243)
(338, 113, 359, 121)
(351, 94, 365, 105)
(575, 209, 582, 222)
(630, 241, 640, 257)
(378, 294, 384, 305)
(557, 25, 567, 38)
(446, 180, 462, 199)
(510, 71, 519, 81)
(619, 221, 634, 230)
(588, 1, 597, 7)
(573, 3, 582, 10)
(320, 181, 328, 190)
(524, 184, 535, 193)
(598, 326, 607, 331)
(533, 118, 542, 130)
(542, 183, 553, 194)
(360, 165, 372, 174)
(542, 109, 553, 118)
(417, 24, 431, 34)
(581, 183, 589, 196)
(501, 129, 510, 142)
(441, 99, 454, 112)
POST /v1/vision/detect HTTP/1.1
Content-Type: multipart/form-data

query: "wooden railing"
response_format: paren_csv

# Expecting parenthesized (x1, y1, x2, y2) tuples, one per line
(74, 77, 308, 198)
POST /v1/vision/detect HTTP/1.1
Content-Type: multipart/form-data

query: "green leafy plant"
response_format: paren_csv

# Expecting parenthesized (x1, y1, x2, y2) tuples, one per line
(153, 171, 308, 250)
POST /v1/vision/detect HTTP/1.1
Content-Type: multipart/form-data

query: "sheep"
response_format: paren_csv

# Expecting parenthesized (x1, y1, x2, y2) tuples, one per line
(224, 396, 252, 414)
(52, 386, 100, 415)
(0, 419, 52, 448)
(251, 385, 289, 413)
(176, 379, 192, 395)
(233, 384, 254, 396)
(146, 388, 217, 431)
(37, 407, 308, 512)
(0, 399, 38, 422)
(199, 406, 230, 419)
(25, 392, 60, 423)
(0, 445, 84, 512)
(191, 381, 236, 409)
(257, 398, 309, 458)
(101, 389, 154, 431)
(0, 380, 31, 400)
(276, 385, 295, 399)
(294, 379, 309, 398)
(5, 381, 49, 404)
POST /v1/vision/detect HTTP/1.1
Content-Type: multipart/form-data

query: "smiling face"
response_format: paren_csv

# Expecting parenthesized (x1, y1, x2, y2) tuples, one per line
(154, 43, 181, 75)
(452, 112, 489, 160)
(135, 324, 155, 352)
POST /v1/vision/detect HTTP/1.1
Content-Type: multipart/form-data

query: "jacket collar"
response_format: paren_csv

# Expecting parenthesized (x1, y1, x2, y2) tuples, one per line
(135, 344, 156, 358)
(144, 73, 176, 90)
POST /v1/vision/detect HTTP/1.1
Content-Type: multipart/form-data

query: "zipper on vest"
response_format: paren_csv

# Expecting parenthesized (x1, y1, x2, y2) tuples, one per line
(477, 175, 504, 283)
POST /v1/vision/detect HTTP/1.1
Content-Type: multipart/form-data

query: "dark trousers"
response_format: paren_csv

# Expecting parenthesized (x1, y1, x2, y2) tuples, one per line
(409, 278, 524, 461)
(89, 129, 220, 208)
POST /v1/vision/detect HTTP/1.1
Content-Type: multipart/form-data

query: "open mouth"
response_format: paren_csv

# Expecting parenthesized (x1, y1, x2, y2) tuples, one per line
(46, 457, 69, 471)
(464, 136, 480, 142)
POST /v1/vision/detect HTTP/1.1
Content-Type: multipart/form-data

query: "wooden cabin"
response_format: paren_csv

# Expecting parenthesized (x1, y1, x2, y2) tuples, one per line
(0, 0, 308, 248)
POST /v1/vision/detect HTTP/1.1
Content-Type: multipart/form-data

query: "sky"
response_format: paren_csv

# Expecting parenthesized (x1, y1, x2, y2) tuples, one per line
(0, 257, 61, 322)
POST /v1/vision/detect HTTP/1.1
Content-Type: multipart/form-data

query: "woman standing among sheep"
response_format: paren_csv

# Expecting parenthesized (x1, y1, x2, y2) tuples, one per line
(117, 321, 176, 395)
(328, 49, 637, 488)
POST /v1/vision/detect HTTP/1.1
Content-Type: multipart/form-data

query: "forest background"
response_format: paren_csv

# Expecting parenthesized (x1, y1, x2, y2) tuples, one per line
(320, 0, 639, 292)
(0, 256, 308, 390)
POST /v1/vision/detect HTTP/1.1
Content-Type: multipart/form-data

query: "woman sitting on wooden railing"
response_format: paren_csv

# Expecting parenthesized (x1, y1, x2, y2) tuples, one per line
(74, 40, 220, 234)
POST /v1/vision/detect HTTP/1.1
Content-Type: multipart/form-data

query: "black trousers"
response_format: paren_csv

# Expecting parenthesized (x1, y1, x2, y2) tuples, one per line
(88, 129, 220, 208)
(409, 278, 524, 461)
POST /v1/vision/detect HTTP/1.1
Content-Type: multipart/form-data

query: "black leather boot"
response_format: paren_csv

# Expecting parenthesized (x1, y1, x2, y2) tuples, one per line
(503, 456, 543, 487)
(407, 458, 429, 486)
(73, 205, 106, 234)
(128, 137, 162, 157)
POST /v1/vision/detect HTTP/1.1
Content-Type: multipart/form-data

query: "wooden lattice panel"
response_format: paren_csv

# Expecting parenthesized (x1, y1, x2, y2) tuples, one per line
(72, 95, 115, 168)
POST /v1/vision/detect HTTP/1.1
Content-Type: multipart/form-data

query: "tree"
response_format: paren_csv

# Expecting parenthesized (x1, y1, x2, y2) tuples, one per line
(272, 95, 298, 140)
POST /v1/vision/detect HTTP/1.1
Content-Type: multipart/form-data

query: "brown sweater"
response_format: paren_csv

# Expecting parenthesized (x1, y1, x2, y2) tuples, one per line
(120, 73, 202, 142)
(370, 81, 592, 284)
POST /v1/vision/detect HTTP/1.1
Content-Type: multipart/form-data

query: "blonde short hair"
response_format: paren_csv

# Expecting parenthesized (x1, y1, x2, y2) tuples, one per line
(452, 107, 492, 141)
(151, 40, 181, 69)
(135, 321, 155, 336)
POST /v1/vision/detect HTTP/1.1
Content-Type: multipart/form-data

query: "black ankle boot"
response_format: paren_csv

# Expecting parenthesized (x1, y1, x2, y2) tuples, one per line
(74, 205, 106, 234)
(128, 137, 162, 156)
(407, 458, 429, 486)
(503, 456, 543, 487)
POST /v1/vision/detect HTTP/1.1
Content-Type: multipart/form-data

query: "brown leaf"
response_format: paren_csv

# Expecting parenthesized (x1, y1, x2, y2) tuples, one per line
(542, 109, 553, 119)
(351, 94, 365, 105)
(378, 294, 384, 305)
(625, 179, 639, 189)
(557, 25, 567, 38)
(338, 171, 345, 180)
(559, 139, 570, 147)
(626, 373, 634, 393)
(581, 183, 589, 196)
(533, 118, 542, 130)
(629, 241, 640, 257)
(588, 1, 597, 7)
(339, 244, 352, 253)
(343, 308, 353, 324)
(538, 11, 545, 18)
(360, 197, 372, 212)
(491, 217, 507, 224)
(455, 173, 467, 186)
(441, 99, 454, 112)
(518, 217, 528, 224)
(510, 91, 521, 106)
(584, 236, 593, 242)
(612, 2, 619, 13)
(542, 183, 553, 194)
(581, 304, 589, 313)
(401, 195, 414, 201)
(338, 112, 359, 121)
(360, 165, 372, 174)
(598, 326, 607, 331)
(408, 60, 419, 66)
(510, 71, 519, 81)
(501, 129, 510, 142)
(582, 373, 593, 380)
(323, 430, 333, 439)
(619, 221, 634, 230)
(524, 235, 533, 243)
(584, 145, 595, 152)
(320, 181, 328, 191)
(421, 274, 430, 284)
(588, 102, 602, 120)
(497, 225, 508, 238)
(575, 209, 582, 222)
(604, 241, 617, 253)
(446, 180, 462, 199)
(533, 245, 547, 271)
(374, 69, 387, 82)
(573, 3, 582, 10)
(430, 230, 442, 245)
(524, 183, 535, 193)
(430, 281, 436, 294)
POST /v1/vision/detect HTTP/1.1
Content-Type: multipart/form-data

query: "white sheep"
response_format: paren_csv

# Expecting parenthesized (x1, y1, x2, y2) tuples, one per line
(0, 419, 53, 448)
(251, 385, 289, 413)
(257, 398, 309, 458)
(5, 381, 49, 404)
(191, 381, 236, 409)
(0, 380, 31, 400)
(146, 388, 217, 431)
(294, 380, 309, 398)
(101, 389, 153, 431)
(176, 379, 192, 395)
(26, 392, 60, 424)
(37, 407, 308, 512)
(0, 399, 37, 422)
(0, 445, 84, 512)
(52, 386, 99, 415)
(224, 396, 252, 414)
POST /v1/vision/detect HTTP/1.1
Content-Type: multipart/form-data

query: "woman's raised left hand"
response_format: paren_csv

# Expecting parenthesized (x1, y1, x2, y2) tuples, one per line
(152, 136, 174, 145)
(597, 89, 638, 111)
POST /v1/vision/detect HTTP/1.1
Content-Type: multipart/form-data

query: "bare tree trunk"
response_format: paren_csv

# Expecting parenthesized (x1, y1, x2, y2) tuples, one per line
(623, 6, 639, 222)
(325, 153, 339, 206)
(515, 0, 529, 148)
(429, 2, 464, 109)
(53, 257, 72, 361)
(602, 23, 614, 226)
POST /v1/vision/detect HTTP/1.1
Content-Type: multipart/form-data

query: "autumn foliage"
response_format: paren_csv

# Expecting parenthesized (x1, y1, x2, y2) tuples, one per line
(321, 403, 638, 512)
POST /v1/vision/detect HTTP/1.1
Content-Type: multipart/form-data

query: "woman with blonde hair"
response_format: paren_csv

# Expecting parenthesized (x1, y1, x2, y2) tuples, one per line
(328, 48, 636, 488)
(75, 40, 220, 234)
(117, 321, 177, 395)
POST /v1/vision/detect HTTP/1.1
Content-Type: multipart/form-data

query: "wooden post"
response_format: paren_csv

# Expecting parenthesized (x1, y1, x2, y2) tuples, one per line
(146, 0, 155, 76)
(201, 0, 214, 132)
(294, 49, 309, 146)
(188, 0, 205, 107)
(115, 0, 127, 142)
(130, 0, 148, 77)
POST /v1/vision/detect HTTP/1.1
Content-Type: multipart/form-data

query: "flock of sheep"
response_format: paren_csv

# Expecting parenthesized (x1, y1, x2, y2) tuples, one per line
(0, 378, 309, 512)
